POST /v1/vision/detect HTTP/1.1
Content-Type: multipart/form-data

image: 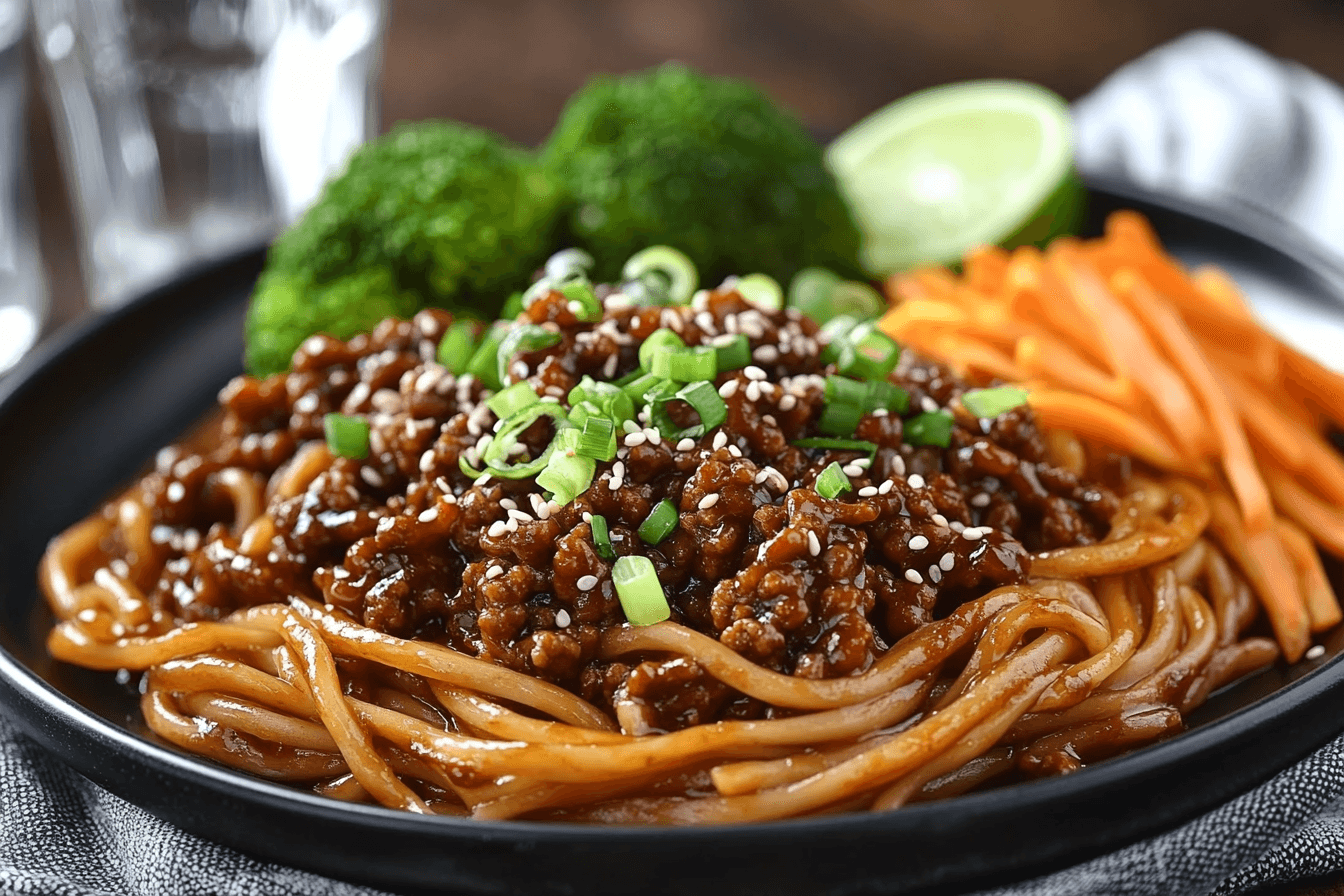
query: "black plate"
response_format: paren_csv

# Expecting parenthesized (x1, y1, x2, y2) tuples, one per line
(2, 183, 1343, 896)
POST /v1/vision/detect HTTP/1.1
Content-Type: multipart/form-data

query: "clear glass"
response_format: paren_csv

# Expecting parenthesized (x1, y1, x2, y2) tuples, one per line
(31, 0, 385, 309)
(0, 0, 48, 372)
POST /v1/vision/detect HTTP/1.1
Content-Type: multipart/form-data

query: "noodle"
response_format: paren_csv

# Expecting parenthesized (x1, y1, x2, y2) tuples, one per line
(37, 217, 1343, 822)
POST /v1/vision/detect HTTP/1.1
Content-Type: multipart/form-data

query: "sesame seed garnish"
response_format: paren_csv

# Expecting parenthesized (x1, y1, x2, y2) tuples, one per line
(577, 574, 599, 590)
(719, 380, 740, 399)
(699, 494, 719, 510)
(644, 428, 662, 446)
(908, 474, 927, 489)
(744, 365, 767, 381)
(166, 482, 185, 503)
(920, 396, 939, 414)
(891, 455, 906, 476)
(878, 480, 894, 495)
(419, 450, 436, 473)
(712, 432, 728, 450)
(928, 566, 943, 584)
(779, 394, 797, 411)
(753, 345, 779, 364)
(508, 509, 532, 522)
(485, 565, 503, 580)
(745, 382, 761, 402)
(676, 438, 697, 452)
(971, 493, 991, 508)
(940, 552, 956, 571)
(843, 463, 863, 478)
(555, 609, 572, 628)
(962, 526, 987, 540)
(377, 517, 396, 534)
(1308, 644, 1326, 660)
(858, 486, 878, 497)
(486, 521, 507, 538)
(623, 419, 641, 434)
(728, 445, 742, 458)
(807, 531, 822, 557)
(582, 512, 592, 523)
(908, 535, 929, 551)
(500, 498, 517, 510)
(762, 414, 777, 427)
(905, 569, 924, 585)
(361, 467, 385, 487)
(418, 508, 439, 523)
(624, 432, 647, 447)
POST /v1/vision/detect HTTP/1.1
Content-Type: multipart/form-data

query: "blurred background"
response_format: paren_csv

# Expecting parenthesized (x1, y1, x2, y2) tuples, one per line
(16, 0, 1344, 334)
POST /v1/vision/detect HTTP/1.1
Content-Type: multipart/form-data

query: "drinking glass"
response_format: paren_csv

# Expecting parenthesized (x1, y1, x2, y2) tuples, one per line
(31, 0, 385, 309)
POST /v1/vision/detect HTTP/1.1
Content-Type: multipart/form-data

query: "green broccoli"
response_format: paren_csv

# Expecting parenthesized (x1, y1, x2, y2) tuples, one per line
(541, 63, 864, 288)
(245, 121, 564, 376)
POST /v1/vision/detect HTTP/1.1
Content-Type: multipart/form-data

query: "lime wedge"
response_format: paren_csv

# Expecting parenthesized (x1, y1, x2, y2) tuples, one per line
(826, 80, 1083, 275)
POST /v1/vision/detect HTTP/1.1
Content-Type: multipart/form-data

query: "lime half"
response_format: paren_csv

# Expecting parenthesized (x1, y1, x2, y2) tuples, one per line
(826, 80, 1083, 275)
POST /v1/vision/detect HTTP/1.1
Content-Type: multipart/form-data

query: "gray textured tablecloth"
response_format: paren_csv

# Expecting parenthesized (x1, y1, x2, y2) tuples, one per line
(5, 29, 1344, 896)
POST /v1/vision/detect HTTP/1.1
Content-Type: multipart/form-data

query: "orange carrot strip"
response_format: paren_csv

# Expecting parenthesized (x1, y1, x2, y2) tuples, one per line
(1025, 388, 1198, 476)
(1280, 346, 1344, 433)
(1264, 467, 1344, 559)
(964, 245, 1009, 293)
(1275, 516, 1343, 632)
(1014, 335, 1137, 406)
(1228, 377, 1344, 505)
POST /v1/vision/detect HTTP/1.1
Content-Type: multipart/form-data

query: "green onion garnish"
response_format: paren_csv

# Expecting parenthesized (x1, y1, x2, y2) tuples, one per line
(818, 314, 861, 366)
(638, 328, 685, 372)
(436, 320, 479, 374)
(792, 437, 879, 460)
(500, 291, 525, 319)
(559, 279, 602, 322)
(486, 381, 540, 419)
(818, 401, 863, 436)
(736, 273, 783, 311)
(637, 499, 679, 545)
(577, 416, 618, 461)
(623, 246, 698, 306)
(569, 376, 635, 425)
(324, 413, 370, 460)
(591, 513, 616, 560)
(825, 374, 868, 407)
(649, 380, 728, 439)
(545, 247, 595, 283)
(788, 267, 842, 322)
(905, 411, 955, 448)
(496, 324, 563, 386)
(829, 280, 885, 319)
(611, 555, 671, 626)
(621, 372, 670, 406)
(816, 462, 852, 499)
(465, 322, 509, 391)
(961, 386, 1030, 419)
(714, 334, 751, 371)
(842, 324, 901, 381)
(480, 403, 570, 479)
(865, 380, 911, 415)
(536, 439, 596, 505)
(650, 345, 717, 382)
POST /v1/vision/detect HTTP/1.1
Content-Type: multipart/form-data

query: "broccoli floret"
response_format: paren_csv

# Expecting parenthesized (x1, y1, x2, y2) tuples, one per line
(245, 121, 563, 375)
(541, 63, 864, 288)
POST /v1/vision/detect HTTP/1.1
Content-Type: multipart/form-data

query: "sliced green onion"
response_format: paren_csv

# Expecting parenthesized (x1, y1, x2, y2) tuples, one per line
(480, 402, 570, 479)
(486, 381, 539, 419)
(905, 411, 955, 448)
(865, 380, 910, 415)
(792, 437, 879, 460)
(577, 416, 617, 461)
(466, 322, 509, 391)
(962, 386, 1030, 419)
(639, 328, 685, 371)
(818, 401, 863, 436)
(818, 314, 861, 366)
(324, 413, 369, 460)
(649, 380, 728, 439)
(536, 444, 596, 505)
(569, 376, 635, 424)
(545, 247, 595, 283)
(841, 324, 901, 381)
(816, 462, 852, 499)
(611, 555, 671, 626)
(591, 514, 615, 560)
(650, 345, 717, 383)
(713, 334, 751, 371)
(522, 277, 556, 307)
(624, 246, 698, 306)
(559, 278, 602, 322)
(736, 273, 783, 311)
(436, 320, 479, 374)
(825, 374, 867, 407)
(500, 291, 525, 319)
(497, 324, 563, 386)
(637, 500, 678, 545)
(788, 267, 842, 322)
(621, 371, 670, 406)
(829, 280, 885, 319)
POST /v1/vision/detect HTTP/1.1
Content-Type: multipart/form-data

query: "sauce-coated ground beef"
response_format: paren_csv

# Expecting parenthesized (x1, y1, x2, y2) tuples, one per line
(136, 284, 1118, 734)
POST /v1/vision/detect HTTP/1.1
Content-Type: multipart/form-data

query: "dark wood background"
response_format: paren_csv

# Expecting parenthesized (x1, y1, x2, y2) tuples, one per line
(21, 4, 1344, 890)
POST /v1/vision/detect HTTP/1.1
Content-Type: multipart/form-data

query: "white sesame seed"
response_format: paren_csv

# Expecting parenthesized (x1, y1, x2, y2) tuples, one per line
(719, 379, 740, 399)
(950, 520, 966, 533)
(603, 353, 619, 379)
(624, 432, 647, 447)
(928, 566, 943, 584)
(712, 431, 728, 450)
(744, 365, 767, 381)
(699, 494, 719, 510)
(728, 445, 742, 458)
(753, 345, 779, 364)
(604, 294, 633, 312)
(909, 535, 929, 551)
(500, 498, 517, 510)
(1308, 644, 1326, 660)
(582, 511, 593, 523)
(608, 474, 622, 491)
(858, 486, 878, 497)
(931, 513, 950, 528)
(377, 517, 396, 534)
(904, 569, 924, 585)
(853, 458, 872, 469)
(907, 474, 926, 489)
(676, 438, 697, 452)
(361, 467, 385, 487)
(485, 565, 503, 580)
(556, 609, 572, 628)
(768, 468, 788, 492)
(577, 574, 599, 591)
(779, 393, 797, 412)
(807, 531, 822, 557)
(962, 527, 986, 540)
(920, 396, 939, 414)
(613, 461, 625, 480)
(971, 493, 991, 508)
(940, 552, 956, 571)
(419, 449, 437, 472)
(696, 311, 715, 333)
(878, 480, 894, 495)
(166, 482, 185, 503)
(843, 463, 863, 478)
(487, 521, 507, 537)
(745, 382, 762, 402)
(508, 509, 533, 522)
(644, 428, 662, 446)
(567, 300, 585, 316)
(891, 455, 906, 476)
(762, 414, 777, 427)
(623, 419, 641, 434)
(418, 508, 439, 523)
(506, 519, 519, 533)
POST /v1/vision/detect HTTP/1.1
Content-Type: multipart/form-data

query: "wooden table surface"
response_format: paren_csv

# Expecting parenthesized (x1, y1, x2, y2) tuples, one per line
(20, 2, 1344, 893)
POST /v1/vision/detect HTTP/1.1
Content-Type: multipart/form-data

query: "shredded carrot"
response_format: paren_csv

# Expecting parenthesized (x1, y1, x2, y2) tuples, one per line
(878, 209, 1344, 660)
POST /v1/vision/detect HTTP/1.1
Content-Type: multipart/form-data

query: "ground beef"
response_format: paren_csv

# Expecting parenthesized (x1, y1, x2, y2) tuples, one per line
(137, 283, 1119, 734)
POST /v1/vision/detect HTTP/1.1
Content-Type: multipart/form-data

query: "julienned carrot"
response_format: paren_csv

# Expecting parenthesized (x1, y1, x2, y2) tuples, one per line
(1114, 272, 1273, 535)
(1024, 388, 1196, 476)
(1207, 493, 1309, 663)
(1228, 374, 1344, 505)
(1264, 467, 1344, 559)
(1275, 517, 1343, 632)
(1014, 335, 1135, 406)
